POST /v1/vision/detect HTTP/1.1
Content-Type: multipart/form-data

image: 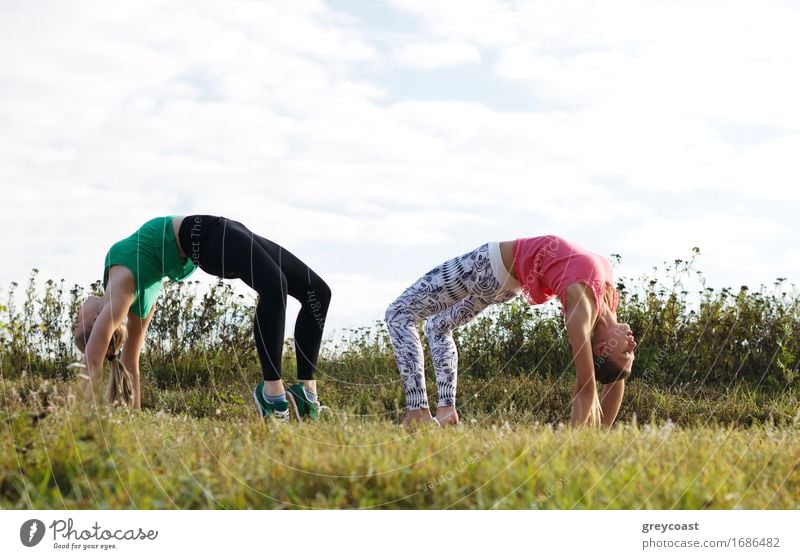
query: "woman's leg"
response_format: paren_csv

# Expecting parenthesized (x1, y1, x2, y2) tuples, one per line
(191, 220, 289, 383)
(424, 287, 518, 424)
(424, 295, 495, 405)
(248, 232, 331, 382)
(385, 243, 503, 414)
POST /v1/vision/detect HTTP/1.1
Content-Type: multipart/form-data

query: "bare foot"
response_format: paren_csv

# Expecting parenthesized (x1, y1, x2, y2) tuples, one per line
(402, 408, 439, 427)
(435, 406, 460, 426)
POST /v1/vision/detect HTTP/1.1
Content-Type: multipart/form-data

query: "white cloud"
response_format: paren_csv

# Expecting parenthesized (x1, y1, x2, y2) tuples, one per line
(323, 272, 410, 330)
(388, 0, 522, 46)
(393, 1, 800, 147)
(1, 0, 799, 331)
(393, 40, 480, 69)
(615, 214, 793, 290)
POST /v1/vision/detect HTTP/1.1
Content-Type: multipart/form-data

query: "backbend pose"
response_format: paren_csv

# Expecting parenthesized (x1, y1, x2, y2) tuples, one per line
(73, 215, 331, 421)
(385, 236, 636, 427)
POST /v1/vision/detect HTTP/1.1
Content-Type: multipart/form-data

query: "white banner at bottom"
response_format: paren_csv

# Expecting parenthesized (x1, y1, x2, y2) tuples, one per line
(1, 510, 797, 559)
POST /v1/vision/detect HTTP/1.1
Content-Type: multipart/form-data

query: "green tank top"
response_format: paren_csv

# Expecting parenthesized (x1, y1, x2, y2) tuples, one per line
(103, 216, 197, 318)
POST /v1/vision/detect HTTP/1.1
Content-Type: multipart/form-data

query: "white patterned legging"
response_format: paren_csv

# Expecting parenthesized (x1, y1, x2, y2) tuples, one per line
(385, 243, 519, 409)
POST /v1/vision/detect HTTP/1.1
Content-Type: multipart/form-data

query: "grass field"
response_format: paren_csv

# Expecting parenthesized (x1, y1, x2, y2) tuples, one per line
(2, 377, 798, 510)
(2, 268, 799, 509)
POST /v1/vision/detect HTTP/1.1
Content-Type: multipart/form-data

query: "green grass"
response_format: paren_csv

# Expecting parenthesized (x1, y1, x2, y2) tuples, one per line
(2, 378, 798, 510)
(2, 260, 799, 509)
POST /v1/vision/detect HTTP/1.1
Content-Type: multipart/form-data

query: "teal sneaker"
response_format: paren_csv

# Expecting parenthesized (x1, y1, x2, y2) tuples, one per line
(253, 382, 290, 421)
(285, 383, 322, 421)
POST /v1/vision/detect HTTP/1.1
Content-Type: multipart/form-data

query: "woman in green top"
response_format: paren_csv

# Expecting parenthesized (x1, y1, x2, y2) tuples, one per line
(74, 215, 331, 420)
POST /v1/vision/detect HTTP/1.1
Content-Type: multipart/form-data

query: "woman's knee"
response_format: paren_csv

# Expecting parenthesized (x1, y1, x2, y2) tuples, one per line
(424, 315, 448, 339)
(310, 277, 331, 308)
(385, 298, 408, 326)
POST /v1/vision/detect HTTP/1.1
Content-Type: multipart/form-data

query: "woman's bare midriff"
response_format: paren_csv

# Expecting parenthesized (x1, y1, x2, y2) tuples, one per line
(499, 240, 518, 280)
(172, 216, 186, 259)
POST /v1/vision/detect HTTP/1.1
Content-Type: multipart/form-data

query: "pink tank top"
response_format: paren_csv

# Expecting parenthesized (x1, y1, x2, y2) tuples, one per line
(512, 235, 618, 318)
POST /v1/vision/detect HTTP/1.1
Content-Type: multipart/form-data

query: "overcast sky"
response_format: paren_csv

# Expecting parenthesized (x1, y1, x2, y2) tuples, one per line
(2, 0, 799, 334)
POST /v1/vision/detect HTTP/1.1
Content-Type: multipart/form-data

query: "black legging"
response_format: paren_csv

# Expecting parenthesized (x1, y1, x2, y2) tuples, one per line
(178, 215, 331, 381)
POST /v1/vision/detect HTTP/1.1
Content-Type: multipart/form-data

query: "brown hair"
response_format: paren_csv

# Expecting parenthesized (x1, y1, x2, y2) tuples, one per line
(593, 353, 631, 384)
(73, 323, 134, 406)
(591, 305, 632, 385)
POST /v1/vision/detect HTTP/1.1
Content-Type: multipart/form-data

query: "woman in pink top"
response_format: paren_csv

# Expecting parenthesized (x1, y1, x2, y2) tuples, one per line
(385, 235, 636, 428)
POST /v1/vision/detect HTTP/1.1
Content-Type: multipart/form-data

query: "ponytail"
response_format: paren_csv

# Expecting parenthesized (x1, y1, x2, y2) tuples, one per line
(589, 388, 603, 428)
(73, 322, 134, 407)
(106, 355, 134, 407)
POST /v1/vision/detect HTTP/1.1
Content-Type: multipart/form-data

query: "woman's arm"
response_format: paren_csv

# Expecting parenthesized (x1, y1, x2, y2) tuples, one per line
(600, 379, 625, 427)
(84, 300, 125, 396)
(564, 285, 599, 427)
(121, 303, 157, 409)
(83, 290, 134, 399)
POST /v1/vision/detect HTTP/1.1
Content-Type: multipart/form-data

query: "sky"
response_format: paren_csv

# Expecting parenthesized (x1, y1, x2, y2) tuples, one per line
(1, 0, 799, 335)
